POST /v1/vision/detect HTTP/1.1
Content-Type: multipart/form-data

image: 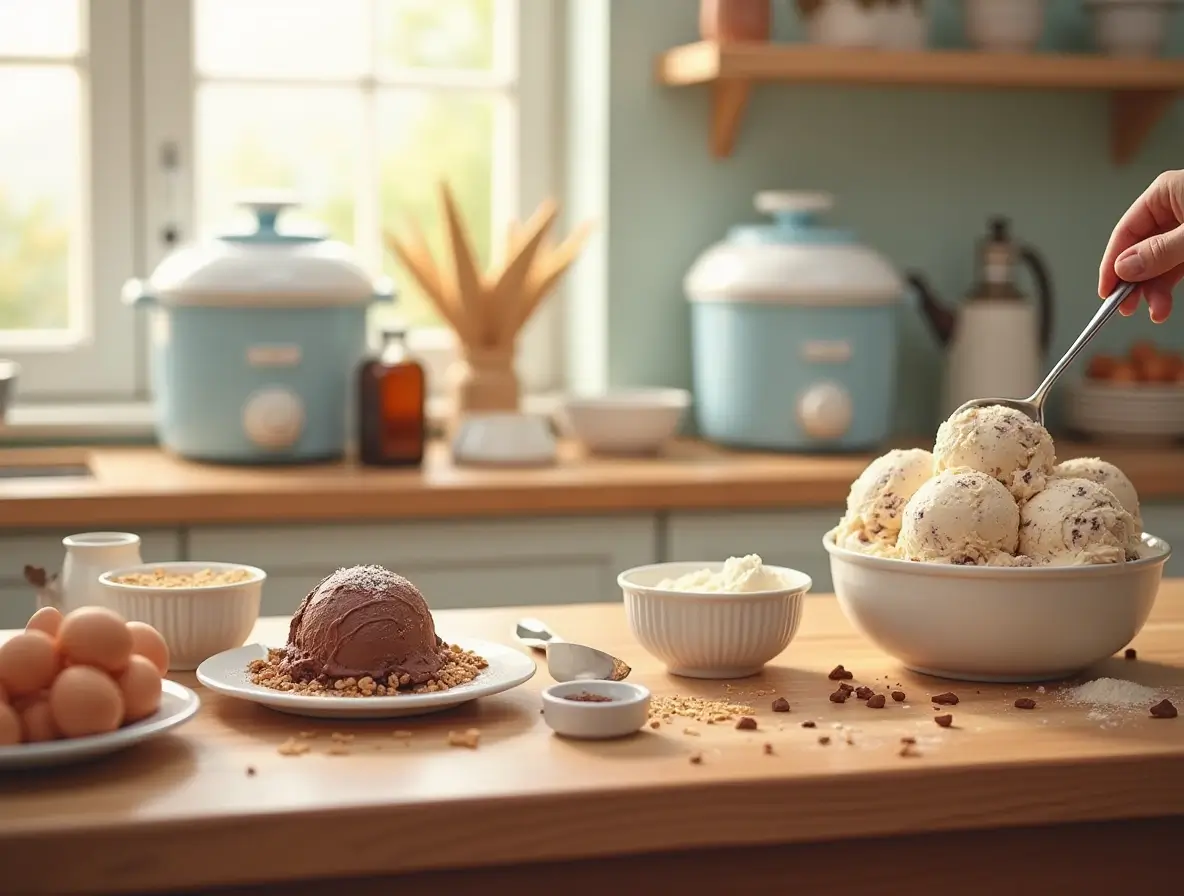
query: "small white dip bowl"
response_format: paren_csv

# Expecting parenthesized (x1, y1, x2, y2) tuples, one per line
(561, 388, 691, 456)
(823, 530, 1171, 683)
(617, 561, 812, 679)
(541, 680, 651, 739)
(99, 561, 266, 671)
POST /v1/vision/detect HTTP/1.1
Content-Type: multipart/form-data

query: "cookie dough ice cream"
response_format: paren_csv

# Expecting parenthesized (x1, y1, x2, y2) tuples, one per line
(1052, 457, 1142, 531)
(1019, 477, 1140, 566)
(836, 448, 934, 555)
(934, 405, 1055, 501)
(898, 469, 1021, 565)
(657, 554, 788, 592)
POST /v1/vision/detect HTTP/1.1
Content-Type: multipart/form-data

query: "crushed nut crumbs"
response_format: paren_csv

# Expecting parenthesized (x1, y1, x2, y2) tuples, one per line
(648, 695, 754, 723)
(277, 738, 310, 757)
(247, 644, 487, 697)
(447, 728, 481, 749)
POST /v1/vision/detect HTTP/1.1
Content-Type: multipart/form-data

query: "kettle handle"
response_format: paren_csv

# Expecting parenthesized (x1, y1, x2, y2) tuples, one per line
(1019, 247, 1054, 355)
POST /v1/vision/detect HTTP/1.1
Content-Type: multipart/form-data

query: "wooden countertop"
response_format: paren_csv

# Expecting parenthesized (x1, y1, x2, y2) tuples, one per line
(2, 439, 1183, 528)
(4, 585, 1184, 895)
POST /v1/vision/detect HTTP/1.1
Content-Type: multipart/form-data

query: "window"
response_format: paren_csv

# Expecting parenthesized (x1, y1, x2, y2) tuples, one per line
(1, 0, 560, 405)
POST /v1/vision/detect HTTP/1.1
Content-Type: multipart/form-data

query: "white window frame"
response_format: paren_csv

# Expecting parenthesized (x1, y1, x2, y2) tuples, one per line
(137, 0, 563, 401)
(0, 0, 140, 401)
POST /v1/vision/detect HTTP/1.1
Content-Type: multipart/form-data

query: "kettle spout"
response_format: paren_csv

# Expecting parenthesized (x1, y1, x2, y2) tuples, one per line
(907, 272, 956, 346)
(23, 565, 62, 611)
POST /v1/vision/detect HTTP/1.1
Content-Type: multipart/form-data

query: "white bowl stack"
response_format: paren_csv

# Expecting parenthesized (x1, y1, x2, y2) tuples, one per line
(1067, 380, 1184, 444)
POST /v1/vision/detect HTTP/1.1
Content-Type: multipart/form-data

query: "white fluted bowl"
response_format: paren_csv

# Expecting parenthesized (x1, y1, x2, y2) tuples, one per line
(99, 561, 265, 671)
(824, 529, 1171, 682)
(617, 561, 811, 679)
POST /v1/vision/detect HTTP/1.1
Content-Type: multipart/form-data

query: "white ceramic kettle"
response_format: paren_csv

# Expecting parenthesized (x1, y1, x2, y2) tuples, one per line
(24, 532, 143, 614)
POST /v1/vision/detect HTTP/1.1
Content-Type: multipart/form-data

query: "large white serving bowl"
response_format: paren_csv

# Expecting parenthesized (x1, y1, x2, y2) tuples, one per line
(823, 529, 1171, 683)
(617, 561, 812, 679)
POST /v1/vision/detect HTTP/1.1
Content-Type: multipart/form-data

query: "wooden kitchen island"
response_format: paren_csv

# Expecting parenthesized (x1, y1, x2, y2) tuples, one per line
(4, 587, 1184, 895)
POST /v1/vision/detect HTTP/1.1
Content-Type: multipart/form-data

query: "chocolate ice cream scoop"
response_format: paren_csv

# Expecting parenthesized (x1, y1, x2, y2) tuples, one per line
(281, 565, 444, 684)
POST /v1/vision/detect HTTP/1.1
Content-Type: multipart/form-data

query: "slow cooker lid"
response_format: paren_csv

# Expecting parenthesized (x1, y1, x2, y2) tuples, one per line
(145, 196, 383, 307)
(685, 191, 903, 306)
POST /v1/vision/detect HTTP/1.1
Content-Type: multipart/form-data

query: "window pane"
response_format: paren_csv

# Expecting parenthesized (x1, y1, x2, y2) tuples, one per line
(197, 86, 362, 242)
(376, 90, 494, 330)
(376, 0, 496, 72)
(0, 0, 80, 57)
(195, 0, 368, 79)
(0, 67, 79, 332)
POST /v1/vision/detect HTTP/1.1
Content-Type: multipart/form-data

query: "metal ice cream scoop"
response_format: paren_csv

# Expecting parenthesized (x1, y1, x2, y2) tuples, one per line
(514, 618, 631, 682)
(952, 280, 1137, 426)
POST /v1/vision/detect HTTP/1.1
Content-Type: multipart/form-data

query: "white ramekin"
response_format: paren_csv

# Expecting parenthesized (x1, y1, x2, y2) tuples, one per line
(98, 561, 266, 671)
(824, 530, 1171, 682)
(617, 561, 812, 679)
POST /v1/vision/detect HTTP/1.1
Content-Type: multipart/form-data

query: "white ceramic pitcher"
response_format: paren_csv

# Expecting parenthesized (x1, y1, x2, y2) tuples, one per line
(27, 532, 143, 614)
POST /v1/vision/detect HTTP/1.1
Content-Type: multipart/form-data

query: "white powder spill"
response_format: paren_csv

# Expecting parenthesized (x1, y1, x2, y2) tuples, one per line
(1062, 677, 1160, 708)
(1087, 710, 1110, 722)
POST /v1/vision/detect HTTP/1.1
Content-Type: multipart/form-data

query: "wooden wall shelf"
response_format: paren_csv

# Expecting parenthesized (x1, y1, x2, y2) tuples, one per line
(656, 41, 1184, 163)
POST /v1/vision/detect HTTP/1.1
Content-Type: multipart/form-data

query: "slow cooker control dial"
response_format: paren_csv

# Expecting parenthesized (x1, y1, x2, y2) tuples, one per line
(796, 381, 853, 440)
(242, 387, 305, 449)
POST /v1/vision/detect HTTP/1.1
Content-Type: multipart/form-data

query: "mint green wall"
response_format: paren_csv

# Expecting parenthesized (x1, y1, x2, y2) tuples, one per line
(569, 0, 1184, 437)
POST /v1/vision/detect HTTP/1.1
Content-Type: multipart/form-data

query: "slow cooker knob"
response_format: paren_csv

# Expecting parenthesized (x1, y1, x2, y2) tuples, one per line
(796, 381, 852, 440)
(242, 387, 305, 449)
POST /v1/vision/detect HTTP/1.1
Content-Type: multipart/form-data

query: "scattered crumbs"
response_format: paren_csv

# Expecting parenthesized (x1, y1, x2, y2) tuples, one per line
(245, 766, 257, 776)
(683, 727, 701, 737)
(900, 735, 916, 745)
(649, 695, 754, 723)
(277, 738, 310, 757)
(891, 691, 906, 703)
(1150, 699, 1178, 719)
(689, 752, 703, 765)
(866, 694, 886, 709)
(736, 716, 758, 731)
(931, 692, 959, 706)
(1014, 698, 1037, 710)
(855, 686, 874, 700)
(326, 745, 351, 756)
(330, 732, 355, 742)
(447, 728, 481, 749)
(828, 664, 854, 681)
(298, 731, 317, 739)
(1062, 678, 1160, 708)
(818, 735, 831, 745)
(829, 689, 850, 704)
(1036, 685, 1046, 694)
(934, 713, 954, 728)
(763, 742, 774, 755)
(392, 730, 413, 738)
(1124, 647, 1138, 660)
(1087, 710, 1110, 722)
(843, 729, 856, 745)
(649, 720, 661, 729)
(771, 697, 790, 713)
(801, 720, 816, 729)
(899, 741, 921, 758)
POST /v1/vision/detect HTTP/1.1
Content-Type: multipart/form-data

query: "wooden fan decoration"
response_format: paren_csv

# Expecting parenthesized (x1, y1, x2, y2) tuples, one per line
(384, 183, 592, 416)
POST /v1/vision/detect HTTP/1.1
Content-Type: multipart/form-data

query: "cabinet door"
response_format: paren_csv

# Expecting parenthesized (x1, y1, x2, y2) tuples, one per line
(188, 516, 658, 617)
(665, 509, 841, 594)
(1138, 504, 1184, 579)
(0, 529, 181, 630)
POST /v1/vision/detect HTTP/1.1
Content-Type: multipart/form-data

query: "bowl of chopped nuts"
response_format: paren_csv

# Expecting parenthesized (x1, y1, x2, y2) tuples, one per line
(99, 561, 266, 670)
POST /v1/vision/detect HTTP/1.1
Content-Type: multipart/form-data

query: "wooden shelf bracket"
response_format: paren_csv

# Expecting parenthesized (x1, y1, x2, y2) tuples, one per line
(1111, 90, 1178, 165)
(710, 79, 751, 158)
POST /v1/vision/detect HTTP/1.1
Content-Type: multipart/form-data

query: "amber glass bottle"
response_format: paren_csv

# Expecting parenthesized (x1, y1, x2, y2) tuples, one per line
(357, 327, 426, 466)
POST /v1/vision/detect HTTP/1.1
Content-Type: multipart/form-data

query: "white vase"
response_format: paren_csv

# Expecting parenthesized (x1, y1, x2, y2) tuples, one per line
(54, 532, 144, 614)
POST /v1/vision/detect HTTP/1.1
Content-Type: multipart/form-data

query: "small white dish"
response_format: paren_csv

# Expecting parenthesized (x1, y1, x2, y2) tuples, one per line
(824, 530, 1171, 682)
(1086, 0, 1176, 58)
(0, 680, 200, 771)
(196, 638, 536, 719)
(617, 561, 811, 679)
(964, 0, 1046, 52)
(561, 388, 690, 456)
(451, 412, 556, 467)
(99, 561, 266, 671)
(541, 680, 651, 739)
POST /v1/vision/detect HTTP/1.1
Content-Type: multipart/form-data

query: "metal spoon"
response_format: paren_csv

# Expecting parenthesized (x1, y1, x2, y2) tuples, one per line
(514, 618, 631, 682)
(952, 280, 1137, 426)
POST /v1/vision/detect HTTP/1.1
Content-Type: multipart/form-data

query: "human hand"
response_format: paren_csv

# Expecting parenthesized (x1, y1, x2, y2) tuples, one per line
(1098, 169, 1184, 323)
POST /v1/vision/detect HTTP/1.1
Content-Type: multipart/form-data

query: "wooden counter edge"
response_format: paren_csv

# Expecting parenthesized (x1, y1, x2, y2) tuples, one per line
(4, 750, 1183, 894)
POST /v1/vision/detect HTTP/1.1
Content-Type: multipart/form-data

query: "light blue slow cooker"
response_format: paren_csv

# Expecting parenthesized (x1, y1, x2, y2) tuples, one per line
(684, 192, 904, 453)
(123, 199, 391, 464)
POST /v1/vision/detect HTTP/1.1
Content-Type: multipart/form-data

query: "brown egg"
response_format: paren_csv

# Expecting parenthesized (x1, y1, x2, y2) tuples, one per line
(58, 607, 133, 674)
(1138, 355, 1173, 383)
(126, 621, 170, 676)
(118, 655, 163, 724)
(26, 606, 63, 639)
(19, 697, 58, 743)
(1109, 361, 1139, 384)
(1162, 352, 1183, 381)
(49, 666, 124, 739)
(0, 631, 59, 697)
(0, 704, 20, 746)
(1129, 339, 1158, 365)
(1086, 354, 1119, 380)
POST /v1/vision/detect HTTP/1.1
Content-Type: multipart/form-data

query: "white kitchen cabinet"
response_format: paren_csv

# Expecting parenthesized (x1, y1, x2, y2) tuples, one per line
(0, 529, 182, 629)
(187, 516, 658, 617)
(665, 509, 842, 594)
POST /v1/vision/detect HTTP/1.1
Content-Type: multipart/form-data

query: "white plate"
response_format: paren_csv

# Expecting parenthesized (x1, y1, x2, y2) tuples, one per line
(0, 680, 201, 771)
(196, 639, 537, 719)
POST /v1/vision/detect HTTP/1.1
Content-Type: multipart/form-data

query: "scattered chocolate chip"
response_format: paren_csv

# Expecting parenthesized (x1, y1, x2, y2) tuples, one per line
(649, 720, 660, 729)
(818, 735, 831, 745)
(763, 742, 774, 755)
(855, 686, 874, 700)
(1124, 648, 1137, 660)
(899, 742, 921, 758)
(1014, 698, 1037, 710)
(801, 720, 816, 728)
(838, 681, 854, 693)
(246, 766, 257, 776)
(771, 697, 790, 713)
(1150, 699, 1178, 719)
(736, 716, 757, 730)
(828, 664, 854, 681)
(689, 752, 703, 764)
(900, 735, 916, 745)
(829, 689, 850, 703)
(891, 691, 906, 702)
(934, 713, 953, 728)
(866, 694, 886, 709)
(931, 692, 959, 706)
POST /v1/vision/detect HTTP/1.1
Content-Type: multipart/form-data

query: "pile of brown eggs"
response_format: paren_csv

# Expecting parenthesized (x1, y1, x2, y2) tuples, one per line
(0, 606, 170, 746)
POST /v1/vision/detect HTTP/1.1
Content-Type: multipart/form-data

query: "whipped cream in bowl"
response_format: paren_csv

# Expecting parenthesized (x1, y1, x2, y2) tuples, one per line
(618, 555, 812, 679)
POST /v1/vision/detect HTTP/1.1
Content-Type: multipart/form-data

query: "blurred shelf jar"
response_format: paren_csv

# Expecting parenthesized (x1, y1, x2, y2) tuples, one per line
(796, 0, 930, 51)
(1085, 0, 1178, 59)
(700, 0, 773, 41)
(964, 0, 1047, 53)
